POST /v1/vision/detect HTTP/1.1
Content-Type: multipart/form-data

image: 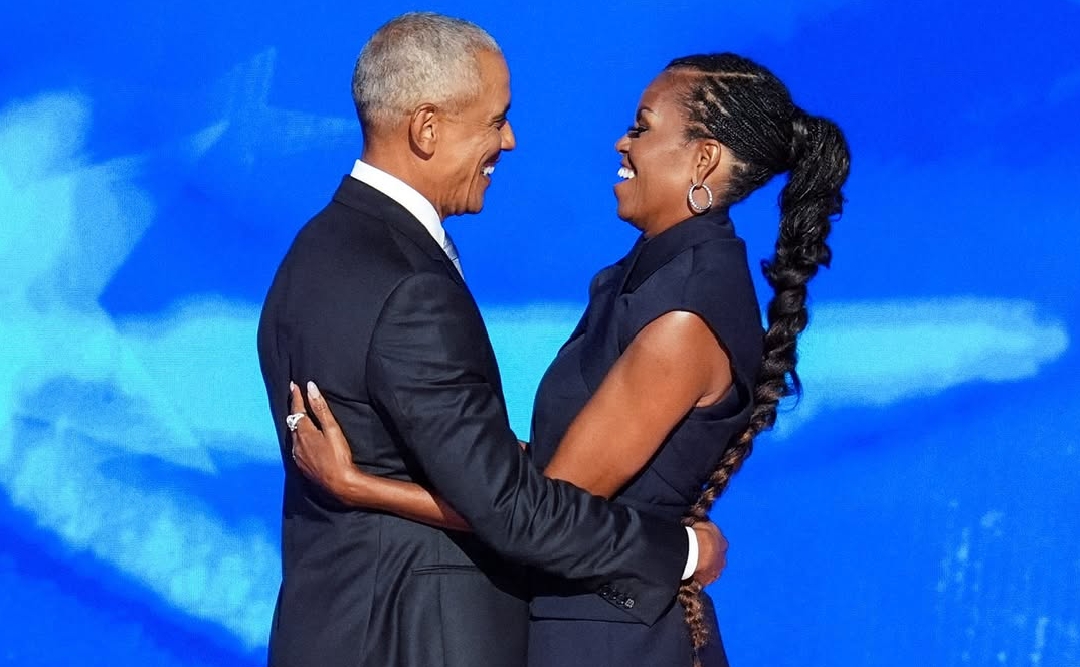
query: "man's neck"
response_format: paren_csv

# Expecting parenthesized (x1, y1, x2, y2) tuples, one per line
(361, 146, 443, 221)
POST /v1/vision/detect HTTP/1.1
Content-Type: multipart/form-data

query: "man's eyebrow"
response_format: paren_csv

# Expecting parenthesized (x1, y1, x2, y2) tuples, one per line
(494, 103, 511, 120)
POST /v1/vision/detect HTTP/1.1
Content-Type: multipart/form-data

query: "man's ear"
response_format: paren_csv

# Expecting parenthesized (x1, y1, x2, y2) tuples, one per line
(408, 103, 439, 158)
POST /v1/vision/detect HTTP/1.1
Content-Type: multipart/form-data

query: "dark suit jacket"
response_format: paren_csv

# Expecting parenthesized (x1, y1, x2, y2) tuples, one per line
(257, 176, 688, 667)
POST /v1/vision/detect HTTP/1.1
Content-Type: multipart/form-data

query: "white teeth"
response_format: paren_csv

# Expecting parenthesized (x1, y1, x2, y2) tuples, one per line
(617, 167, 636, 180)
(482, 165, 495, 176)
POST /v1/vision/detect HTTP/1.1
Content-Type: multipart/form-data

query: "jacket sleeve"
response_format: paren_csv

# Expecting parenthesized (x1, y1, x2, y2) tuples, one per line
(366, 272, 688, 624)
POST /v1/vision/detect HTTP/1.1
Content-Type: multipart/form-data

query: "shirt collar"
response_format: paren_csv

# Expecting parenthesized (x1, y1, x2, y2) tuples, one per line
(349, 159, 445, 248)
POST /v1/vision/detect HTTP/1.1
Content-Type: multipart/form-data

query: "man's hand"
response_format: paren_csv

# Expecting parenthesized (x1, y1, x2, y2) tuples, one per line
(690, 521, 728, 586)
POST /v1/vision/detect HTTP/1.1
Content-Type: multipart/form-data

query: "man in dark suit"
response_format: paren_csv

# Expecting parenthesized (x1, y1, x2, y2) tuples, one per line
(257, 12, 724, 667)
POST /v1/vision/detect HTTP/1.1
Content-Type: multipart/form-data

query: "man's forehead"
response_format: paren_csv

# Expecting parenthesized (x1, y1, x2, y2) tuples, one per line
(476, 49, 509, 78)
(478, 58, 511, 108)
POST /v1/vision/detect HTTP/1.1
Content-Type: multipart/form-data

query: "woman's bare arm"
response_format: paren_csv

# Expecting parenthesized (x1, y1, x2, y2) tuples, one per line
(542, 311, 732, 498)
(289, 381, 470, 531)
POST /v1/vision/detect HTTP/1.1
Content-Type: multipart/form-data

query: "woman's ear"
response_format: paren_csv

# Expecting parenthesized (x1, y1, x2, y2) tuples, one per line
(693, 139, 723, 184)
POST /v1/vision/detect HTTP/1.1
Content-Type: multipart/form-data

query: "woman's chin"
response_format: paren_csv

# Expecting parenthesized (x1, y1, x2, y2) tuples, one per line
(613, 192, 629, 218)
(615, 209, 645, 231)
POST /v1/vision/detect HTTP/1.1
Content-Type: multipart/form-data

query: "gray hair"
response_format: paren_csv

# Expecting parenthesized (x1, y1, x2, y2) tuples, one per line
(352, 12, 501, 131)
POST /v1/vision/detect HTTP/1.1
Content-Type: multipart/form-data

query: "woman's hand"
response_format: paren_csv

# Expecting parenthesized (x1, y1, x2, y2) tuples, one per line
(285, 381, 470, 529)
(289, 381, 360, 496)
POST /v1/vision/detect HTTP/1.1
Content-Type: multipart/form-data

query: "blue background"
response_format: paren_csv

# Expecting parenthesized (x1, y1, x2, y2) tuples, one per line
(1, 1, 1078, 665)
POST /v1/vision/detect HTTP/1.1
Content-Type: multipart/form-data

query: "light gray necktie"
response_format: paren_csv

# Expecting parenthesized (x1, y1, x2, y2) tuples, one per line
(442, 232, 464, 278)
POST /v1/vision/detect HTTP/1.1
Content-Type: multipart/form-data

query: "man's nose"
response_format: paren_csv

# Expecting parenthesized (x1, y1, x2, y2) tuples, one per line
(501, 121, 516, 151)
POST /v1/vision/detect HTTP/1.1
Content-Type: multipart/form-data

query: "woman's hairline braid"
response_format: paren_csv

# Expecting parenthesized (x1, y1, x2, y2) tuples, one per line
(667, 68, 790, 210)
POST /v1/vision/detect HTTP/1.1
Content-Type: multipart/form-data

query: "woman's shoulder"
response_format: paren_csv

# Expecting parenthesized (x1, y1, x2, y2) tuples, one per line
(630, 234, 756, 309)
(618, 235, 763, 370)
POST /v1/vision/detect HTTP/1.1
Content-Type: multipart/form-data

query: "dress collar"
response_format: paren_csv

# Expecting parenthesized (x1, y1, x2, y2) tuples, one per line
(623, 210, 736, 293)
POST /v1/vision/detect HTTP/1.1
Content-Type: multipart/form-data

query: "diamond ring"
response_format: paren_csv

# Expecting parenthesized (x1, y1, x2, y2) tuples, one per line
(286, 413, 306, 432)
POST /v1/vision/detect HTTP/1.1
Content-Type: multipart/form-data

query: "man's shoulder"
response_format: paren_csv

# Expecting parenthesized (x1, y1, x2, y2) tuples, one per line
(287, 199, 422, 278)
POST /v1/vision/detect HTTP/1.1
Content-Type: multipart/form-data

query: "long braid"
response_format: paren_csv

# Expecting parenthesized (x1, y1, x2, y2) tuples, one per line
(665, 54, 851, 665)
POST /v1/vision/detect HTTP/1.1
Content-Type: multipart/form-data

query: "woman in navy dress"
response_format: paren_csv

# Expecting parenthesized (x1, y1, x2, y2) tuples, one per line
(286, 53, 850, 666)
(522, 203, 763, 666)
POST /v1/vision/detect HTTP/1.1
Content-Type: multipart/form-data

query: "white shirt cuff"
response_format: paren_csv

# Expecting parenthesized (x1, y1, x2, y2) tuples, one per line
(681, 525, 698, 581)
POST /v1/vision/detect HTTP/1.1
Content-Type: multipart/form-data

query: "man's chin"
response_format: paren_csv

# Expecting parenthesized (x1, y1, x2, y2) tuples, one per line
(465, 192, 488, 215)
(444, 198, 486, 218)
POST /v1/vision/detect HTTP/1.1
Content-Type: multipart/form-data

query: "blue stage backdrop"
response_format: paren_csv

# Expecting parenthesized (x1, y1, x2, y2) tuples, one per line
(1, 1, 1077, 665)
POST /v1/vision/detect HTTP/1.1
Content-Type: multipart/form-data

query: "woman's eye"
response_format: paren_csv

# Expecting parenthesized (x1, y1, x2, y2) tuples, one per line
(626, 124, 647, 138)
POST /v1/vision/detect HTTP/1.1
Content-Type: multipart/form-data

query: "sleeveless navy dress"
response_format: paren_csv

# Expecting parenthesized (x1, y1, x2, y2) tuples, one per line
(527, 210, 764, 667)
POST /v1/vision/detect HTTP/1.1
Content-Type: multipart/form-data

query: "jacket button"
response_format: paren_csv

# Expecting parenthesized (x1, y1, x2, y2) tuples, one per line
(624, 599, 635, 609)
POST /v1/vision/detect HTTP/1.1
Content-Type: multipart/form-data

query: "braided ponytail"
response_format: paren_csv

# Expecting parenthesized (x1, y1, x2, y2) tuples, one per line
(665, 54, 850, 665)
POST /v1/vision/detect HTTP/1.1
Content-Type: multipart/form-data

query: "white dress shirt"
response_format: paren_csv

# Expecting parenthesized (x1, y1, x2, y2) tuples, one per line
(347, 159, 699, 581)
